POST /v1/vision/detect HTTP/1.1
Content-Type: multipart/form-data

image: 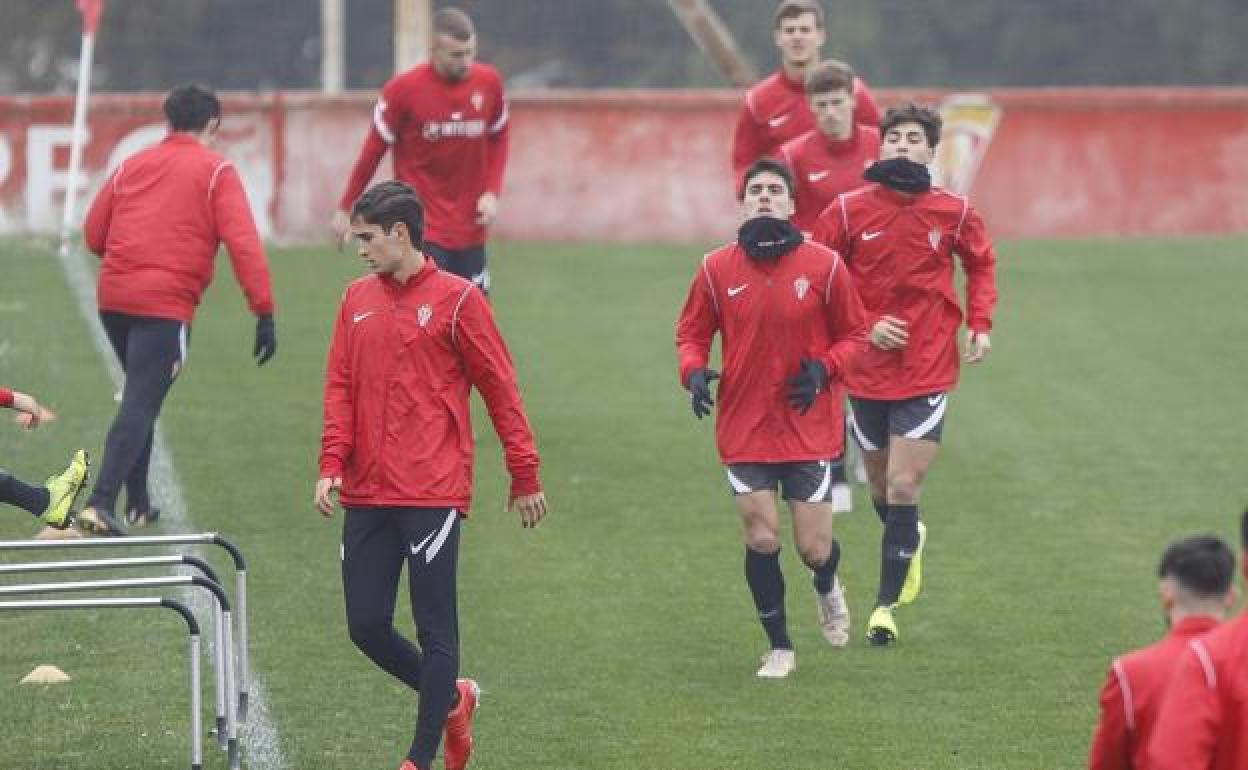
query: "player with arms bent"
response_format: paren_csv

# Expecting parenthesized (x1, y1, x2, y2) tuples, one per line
(677, 159, 866, 677)
(813, 103, 998, 646)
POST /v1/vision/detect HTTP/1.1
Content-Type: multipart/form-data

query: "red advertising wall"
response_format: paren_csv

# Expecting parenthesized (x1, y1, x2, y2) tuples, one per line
(3, 88, 1247, 243)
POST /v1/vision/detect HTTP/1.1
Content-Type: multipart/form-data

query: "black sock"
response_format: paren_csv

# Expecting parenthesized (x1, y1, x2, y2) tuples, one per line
(876, 504, 920, 606)
(812, 539, 841, 595)
(829, 457, 847, 484)
(872, 498, 888, 524)
(0, 470, 50, 517)
(745, 547, 791, 650)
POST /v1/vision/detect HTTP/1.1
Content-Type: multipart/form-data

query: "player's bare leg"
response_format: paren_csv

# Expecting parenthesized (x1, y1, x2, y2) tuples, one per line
(791, 500, 848, 646)
(736, 491, 795, 677)
(869, 437, 939, 645)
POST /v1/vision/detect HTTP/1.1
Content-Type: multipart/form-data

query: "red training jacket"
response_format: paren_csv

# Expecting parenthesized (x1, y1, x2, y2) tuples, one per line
(1088, 615, 1220, 770)
(675, 239, 867, 464)
(320, 260, 540, 512)
(778, 123, 880, 233)
(338, 62, 509, 250)
(812, 183, 998, 400)
(0, 387, 12, 408)
(731, 71, 880, 183)
(83, 133, 275, 324)
(1145, 612, 1248, 770)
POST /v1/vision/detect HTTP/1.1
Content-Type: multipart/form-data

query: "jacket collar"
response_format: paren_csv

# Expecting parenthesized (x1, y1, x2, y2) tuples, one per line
(380, 257, 437, 291)
(1169, 614, 1220, 639)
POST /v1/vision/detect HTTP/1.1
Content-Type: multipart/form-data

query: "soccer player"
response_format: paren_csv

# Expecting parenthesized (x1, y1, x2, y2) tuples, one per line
(1087, 535, 1235, 770)
(76, 83, 277, 536)
(812, 103, 999, 646)
(778, 59, 879, 233)
(676, 158, 866, 678)
(332, 7, 509, 294)
(0, 386, 88, 530)
(316, 181, 547, 770)
(730, 0, 880, 184)
(1146, 510, 1248, 770)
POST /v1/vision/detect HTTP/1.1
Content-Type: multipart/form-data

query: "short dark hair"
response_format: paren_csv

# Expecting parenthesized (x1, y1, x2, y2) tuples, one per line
(433, 8, 475, 41)
(881, 103, 943, 149)
(805, 59, 854, 95)
(350, 180, 424, 247)
(1158, 535, 1236, 599)
(163, 84, 221, 133)
(741, 158, 796, 201)
(773, 0, 823, 29)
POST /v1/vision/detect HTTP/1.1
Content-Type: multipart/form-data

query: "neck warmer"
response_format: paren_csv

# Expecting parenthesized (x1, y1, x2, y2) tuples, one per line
(863, 157, 932, 194)
(737, 216, 803, 261)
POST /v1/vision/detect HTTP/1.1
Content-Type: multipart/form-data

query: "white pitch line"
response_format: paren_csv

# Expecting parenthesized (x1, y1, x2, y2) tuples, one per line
(54, 243, 287, 769)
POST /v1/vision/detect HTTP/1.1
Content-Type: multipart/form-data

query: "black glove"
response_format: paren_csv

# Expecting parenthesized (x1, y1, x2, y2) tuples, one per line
(686, 368, 720, 420)
(787, 358, 828, 415)
(253, 314, 277, 366)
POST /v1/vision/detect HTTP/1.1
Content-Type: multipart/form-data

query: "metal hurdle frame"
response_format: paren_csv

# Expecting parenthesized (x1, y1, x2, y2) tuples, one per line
(0, 575, 239, 770)
(0, 597, 205, 770)
(0, 554, 233, 747)
(0, 533, 253, 720)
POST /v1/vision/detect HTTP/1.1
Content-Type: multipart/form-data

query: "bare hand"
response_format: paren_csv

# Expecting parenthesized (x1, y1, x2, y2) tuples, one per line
(507, 491, 547, 529)
(964, 330, 992, 363)
(476, 192, 499, 226)
(870, 316, 909, 350)
(330, 210, 351, 251)
(314, 477, 342, 517)
(11, 392, 55, 431)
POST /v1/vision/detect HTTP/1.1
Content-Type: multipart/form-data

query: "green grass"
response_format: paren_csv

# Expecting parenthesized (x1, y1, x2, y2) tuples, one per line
(1, 234, 1246, 769)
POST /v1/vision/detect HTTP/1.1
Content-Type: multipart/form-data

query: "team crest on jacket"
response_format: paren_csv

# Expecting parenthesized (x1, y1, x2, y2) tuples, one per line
(794, 275, 811, 300)
(418, 304, 433, 327)
(471, 91, 484, 111)
(928, 229, 943, 250)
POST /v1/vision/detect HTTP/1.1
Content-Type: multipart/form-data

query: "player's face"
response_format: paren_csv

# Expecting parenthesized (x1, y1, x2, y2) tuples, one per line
(741, 171, 795, 220)
(810, 88, 855, 140)
(351, 220, 406, 275)
(432, 34, 477, 81)
(881, 121, 935, 164)
(773, 13, 825, 68)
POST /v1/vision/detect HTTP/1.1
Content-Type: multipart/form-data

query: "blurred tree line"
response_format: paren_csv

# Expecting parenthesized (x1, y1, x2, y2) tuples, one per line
(3, 0, 1246, 93)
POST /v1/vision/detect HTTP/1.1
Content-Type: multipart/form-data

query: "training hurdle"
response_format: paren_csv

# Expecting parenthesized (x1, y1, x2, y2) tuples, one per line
(0, 597, 205, 770)
(0, 533, 253, 720)
(0, 554, 235, 747)
(0, 575, 239, 769)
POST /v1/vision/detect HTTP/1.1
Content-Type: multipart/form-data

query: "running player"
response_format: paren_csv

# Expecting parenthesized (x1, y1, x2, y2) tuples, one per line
(812, 103, 999, 646)
(677, 158, 866, 677)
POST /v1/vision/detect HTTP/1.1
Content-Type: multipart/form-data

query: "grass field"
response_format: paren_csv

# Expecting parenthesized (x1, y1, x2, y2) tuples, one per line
(1, 233, 1247, 769)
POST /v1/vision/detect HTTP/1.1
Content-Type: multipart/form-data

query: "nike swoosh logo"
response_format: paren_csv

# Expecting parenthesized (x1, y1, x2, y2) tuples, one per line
(808, 170, 830, 182)
(898, 549, 916, 559)
(727, 284, 749, 297)
(767, 114, 791, 128)
(927, 395, 944, 407)
(862, 231, 884, 241)
(352, 311, 376, 324)
(409, 532, 435, 555)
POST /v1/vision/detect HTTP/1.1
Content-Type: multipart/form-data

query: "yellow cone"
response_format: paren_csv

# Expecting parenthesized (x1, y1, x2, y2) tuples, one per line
(20, 665, 71, 685)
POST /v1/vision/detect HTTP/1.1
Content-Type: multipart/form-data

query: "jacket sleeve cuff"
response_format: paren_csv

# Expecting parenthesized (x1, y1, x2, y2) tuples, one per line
(320, 456, 344, 479)
(968, 318, 993, 333)
(509, 472, 542, 500)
